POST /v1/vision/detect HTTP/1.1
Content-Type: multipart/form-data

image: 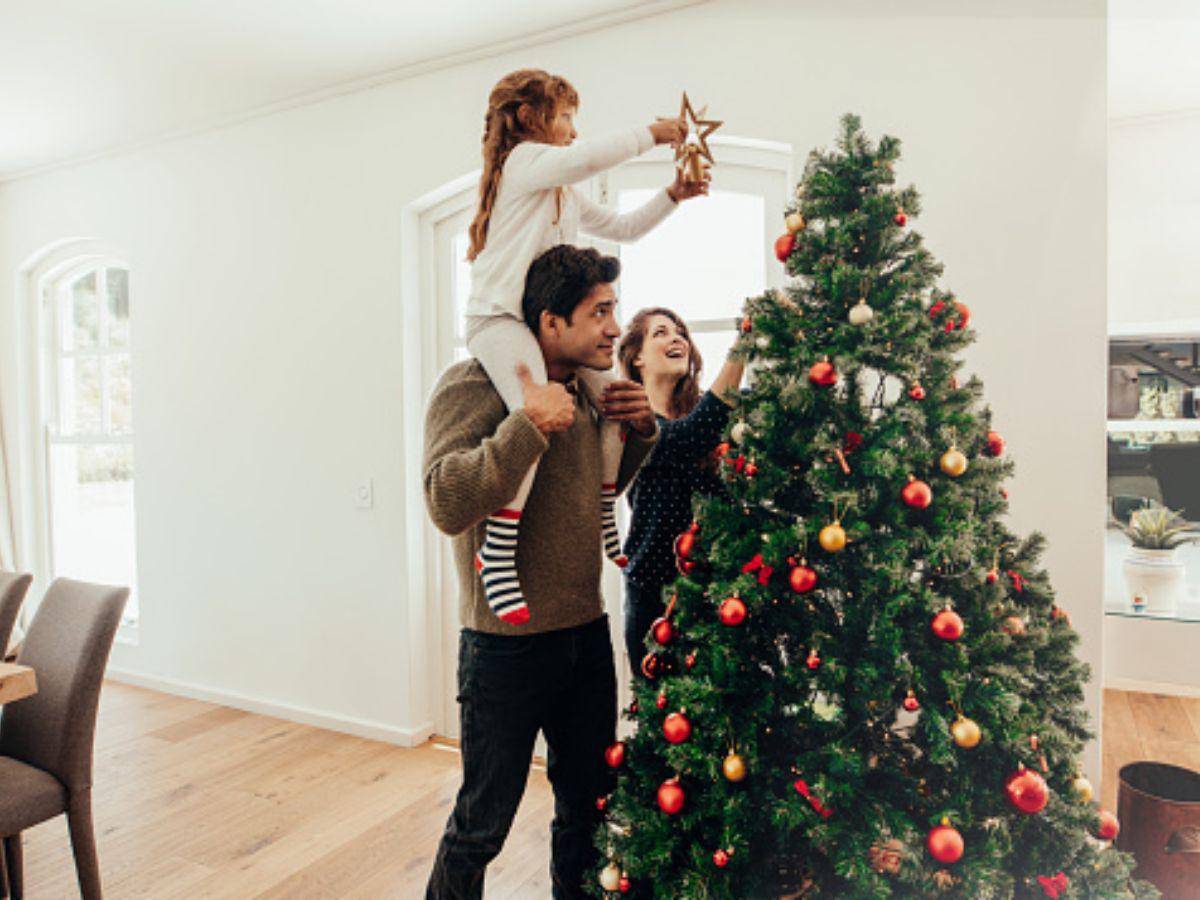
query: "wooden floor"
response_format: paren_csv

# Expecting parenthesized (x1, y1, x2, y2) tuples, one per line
(13, 685, 1200, 898)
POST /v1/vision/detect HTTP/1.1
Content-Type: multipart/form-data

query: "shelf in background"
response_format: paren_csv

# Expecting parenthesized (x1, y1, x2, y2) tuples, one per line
(1107, 419, 1200, 433)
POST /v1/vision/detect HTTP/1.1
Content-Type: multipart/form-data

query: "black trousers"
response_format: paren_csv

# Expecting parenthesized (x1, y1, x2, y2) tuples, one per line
(623, 579, 667, 681)
(426, 615, 618, 899)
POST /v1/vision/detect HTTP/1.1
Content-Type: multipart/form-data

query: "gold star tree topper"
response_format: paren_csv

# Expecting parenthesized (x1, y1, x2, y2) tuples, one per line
(673, 92, 722, 183)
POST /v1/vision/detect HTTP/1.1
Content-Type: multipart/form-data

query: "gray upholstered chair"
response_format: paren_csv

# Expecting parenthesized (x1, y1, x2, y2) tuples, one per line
(0, 578, 128, 899)
(0, 572, 33, 662)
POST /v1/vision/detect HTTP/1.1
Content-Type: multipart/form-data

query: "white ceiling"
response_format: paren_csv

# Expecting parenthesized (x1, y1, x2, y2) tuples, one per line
(1110, 0, 1200, 121)
(1, 1, 1197, 181)
(0, 0, 688, 181)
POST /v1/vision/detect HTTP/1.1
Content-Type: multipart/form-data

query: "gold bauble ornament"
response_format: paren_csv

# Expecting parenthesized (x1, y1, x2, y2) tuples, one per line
(723, 752, 748, 782)
(599, 862, 622, 892)
(1071, 775, 1095, 803)
(819, 521, 847, 553)
(939, 447, 968, 477)
(951, 716, 982, 749)
(786, 212, 806, 233)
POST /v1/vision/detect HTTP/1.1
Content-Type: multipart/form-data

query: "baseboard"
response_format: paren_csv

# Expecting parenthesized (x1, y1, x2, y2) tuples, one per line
(1105, 676, 1200, 699)
(105, 666, 435, 748)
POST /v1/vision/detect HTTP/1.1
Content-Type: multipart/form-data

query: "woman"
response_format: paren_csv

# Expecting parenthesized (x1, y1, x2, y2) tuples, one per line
(617, 308, 745, 676)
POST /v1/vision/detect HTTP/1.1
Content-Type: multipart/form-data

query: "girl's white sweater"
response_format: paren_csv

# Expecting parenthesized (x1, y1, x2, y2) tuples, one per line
(467, 126, 676, 321)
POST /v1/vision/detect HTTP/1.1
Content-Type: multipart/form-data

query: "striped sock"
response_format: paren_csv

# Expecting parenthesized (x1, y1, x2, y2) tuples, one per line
(475, 510, 529, 625)
(601, 484, 627, 568)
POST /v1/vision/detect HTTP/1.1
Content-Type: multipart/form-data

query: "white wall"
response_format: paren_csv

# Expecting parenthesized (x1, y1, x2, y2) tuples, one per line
(0, 0, 1108, 770)
(1110, 114, 1200, 328)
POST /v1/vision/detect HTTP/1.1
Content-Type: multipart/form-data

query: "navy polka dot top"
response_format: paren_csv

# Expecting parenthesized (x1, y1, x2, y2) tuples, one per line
(623, 390, 731, 589)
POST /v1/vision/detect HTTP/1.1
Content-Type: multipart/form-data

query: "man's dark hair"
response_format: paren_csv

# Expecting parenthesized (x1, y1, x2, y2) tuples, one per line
(522, 244, 621, 333)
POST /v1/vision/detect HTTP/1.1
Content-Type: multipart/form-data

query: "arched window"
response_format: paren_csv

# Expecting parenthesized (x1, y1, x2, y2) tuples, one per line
(44, 262, 138, 621)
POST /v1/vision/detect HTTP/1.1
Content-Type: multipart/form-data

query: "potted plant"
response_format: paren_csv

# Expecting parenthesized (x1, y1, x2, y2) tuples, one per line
(1120, 504, 1198, 614)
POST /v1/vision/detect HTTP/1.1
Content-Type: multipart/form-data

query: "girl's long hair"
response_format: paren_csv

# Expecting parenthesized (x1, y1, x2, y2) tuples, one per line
(467, 69, 579, 261)
(619, 307, 703, 419)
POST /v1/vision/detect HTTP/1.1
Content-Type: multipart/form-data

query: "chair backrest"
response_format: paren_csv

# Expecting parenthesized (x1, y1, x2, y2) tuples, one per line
(0, 571, 33, 660)
(0, 578, 128, 791)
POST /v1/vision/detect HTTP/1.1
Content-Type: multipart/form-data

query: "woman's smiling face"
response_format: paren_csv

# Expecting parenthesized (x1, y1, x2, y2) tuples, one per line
(635, 313, 691, 381)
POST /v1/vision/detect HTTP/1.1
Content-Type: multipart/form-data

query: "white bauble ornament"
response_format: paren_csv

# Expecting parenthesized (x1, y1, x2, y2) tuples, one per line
(731, 421, 750, 444)
(600, 863, 622, 892)
(849, 300, 875, 326)
(755, 335, 770, 350)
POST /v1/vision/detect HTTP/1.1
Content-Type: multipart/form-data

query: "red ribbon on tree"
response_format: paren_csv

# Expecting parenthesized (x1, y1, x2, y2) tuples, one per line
(1037, 872, 1069, 898)
(1007, 570, 1026, 592)
(793, 779, 834, 819)
(741, 553, 774, 586)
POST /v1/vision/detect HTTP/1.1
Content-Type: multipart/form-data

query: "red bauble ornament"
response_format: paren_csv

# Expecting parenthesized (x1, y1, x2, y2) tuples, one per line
(931, 608, 965, 641)
(774, 232, 796, 262)
(720, 596, 747, 626)
(894, 210, 908, 226)
(986, 568, 1000, 584)
(657, 778, 686, 815)
(1097, 810, 1120, 841)
(685, 651, 697, 669)
(1005, 767, 1049, 815)
(744, 461, 758, 478)
(789, 563, 817, 593)
(954, 302, 971, 329)
(652, 617, 675, 646)
(674, 531, 695, 560)
(713, 849, 730, 868)
(663, 712, 692, 744)
(986, 431, 1006, 457)
(604, 742, 626, 769)
(806, 649, 821, 670)
(595, 796, 607, 811)
(908, 384, 926, 401)
(618, 875, 632, 893)
(927, 823, 964, 864)
(808, 360, 838, 387)
(655, 692, 668, 710)
(903, 691, 920, 712)
(901, 477, 933, 510)
(740, 316, 752, 334)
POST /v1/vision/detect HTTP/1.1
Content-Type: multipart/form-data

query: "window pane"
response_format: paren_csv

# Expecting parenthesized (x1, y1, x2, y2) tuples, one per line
(690, 330, 738, 392)
(106, 354, 133, 435)
(70, 272, 100, 350)
(49, 443, 138, 619)
(616, 189, 764, 322)
(106, 268, 130, 348)
(453, 231, 471, 340)
(60, 357, 101, 435)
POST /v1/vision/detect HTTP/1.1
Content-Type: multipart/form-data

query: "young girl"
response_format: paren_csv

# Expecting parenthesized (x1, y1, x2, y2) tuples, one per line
(466, 68, 707, 626)
(617, 308, 745, 675)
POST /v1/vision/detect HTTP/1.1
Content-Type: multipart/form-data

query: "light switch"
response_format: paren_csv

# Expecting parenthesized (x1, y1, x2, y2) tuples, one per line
(355, 478, 374, 509)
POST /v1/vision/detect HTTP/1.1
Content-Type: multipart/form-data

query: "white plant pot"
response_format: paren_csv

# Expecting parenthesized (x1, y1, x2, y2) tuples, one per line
(1123, 547, 1185, 614)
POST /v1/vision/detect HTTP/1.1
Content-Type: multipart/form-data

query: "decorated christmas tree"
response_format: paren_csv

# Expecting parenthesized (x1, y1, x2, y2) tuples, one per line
(592, 116, 1152, 899)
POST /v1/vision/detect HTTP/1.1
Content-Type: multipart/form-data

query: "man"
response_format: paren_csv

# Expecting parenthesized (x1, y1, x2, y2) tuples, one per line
(423, 244, 657, 898)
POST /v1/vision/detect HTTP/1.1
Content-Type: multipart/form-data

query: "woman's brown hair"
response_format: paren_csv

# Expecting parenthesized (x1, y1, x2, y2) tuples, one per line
(619, 307, 703, 419)
(467, 69, 579, 261)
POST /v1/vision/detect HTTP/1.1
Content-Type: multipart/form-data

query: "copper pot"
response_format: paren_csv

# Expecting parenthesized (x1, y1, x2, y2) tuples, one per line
(1117, 761, 1200, 899)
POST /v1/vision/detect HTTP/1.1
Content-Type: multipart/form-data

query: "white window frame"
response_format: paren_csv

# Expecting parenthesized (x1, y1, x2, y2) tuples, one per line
(42, 262, 138, 626)
(10, 239, 139, 639)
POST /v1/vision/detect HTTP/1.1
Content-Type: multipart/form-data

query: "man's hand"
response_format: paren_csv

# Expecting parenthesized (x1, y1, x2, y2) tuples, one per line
(517, 363, 575, 435)
(601, 380, 656, 437)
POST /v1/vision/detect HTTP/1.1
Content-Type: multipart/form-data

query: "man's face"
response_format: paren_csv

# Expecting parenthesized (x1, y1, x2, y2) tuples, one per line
(549, 282, 621, 370)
